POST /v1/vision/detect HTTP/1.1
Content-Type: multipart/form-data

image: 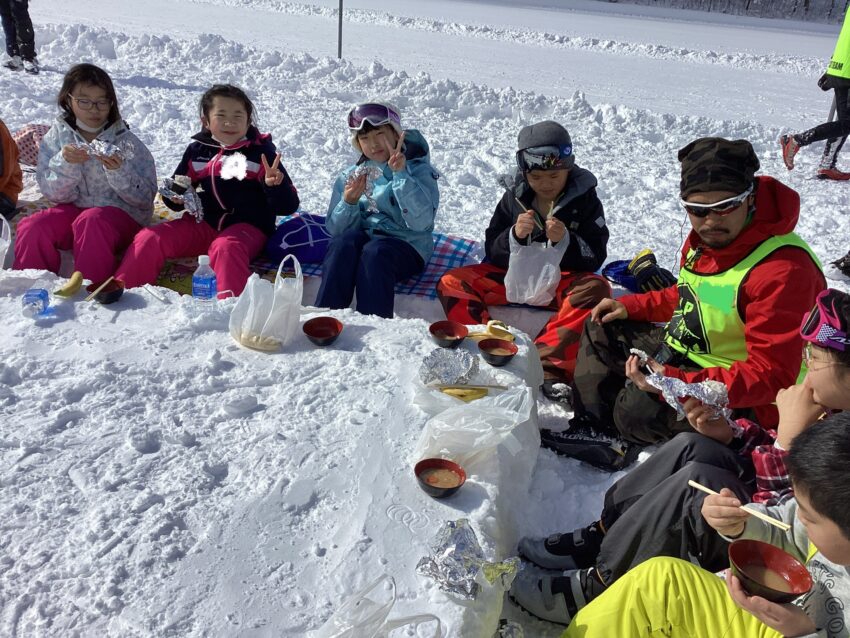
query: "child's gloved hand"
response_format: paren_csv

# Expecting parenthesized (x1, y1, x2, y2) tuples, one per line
(628, 249, 677, 292)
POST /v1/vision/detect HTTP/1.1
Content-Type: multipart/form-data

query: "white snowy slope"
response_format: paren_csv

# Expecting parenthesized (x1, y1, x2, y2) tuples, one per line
(1, 0, 849, 636)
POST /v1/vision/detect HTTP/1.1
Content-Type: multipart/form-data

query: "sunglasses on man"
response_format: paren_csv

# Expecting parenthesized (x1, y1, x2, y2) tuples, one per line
(680, 185, 753, 218)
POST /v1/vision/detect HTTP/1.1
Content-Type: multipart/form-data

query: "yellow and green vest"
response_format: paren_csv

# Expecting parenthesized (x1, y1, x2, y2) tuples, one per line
(664, 233, 821, 370)
(827, 10, 850, 79)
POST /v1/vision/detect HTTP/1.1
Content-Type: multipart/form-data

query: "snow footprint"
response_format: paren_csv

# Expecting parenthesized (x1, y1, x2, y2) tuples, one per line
(126, 426, 162, 454)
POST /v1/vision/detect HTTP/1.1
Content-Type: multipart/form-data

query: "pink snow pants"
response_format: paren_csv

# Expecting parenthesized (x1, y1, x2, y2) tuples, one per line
(114, 215, 266, 298)
(13, 203, 142, 284)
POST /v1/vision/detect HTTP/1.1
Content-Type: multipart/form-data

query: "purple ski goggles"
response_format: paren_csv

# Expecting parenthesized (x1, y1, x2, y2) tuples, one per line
(347, 103, 401, 131)
(800, 289, 849, 351)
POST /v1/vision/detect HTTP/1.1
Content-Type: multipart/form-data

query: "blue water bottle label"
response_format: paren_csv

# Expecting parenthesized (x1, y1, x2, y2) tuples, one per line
(192, 276, 217, 300)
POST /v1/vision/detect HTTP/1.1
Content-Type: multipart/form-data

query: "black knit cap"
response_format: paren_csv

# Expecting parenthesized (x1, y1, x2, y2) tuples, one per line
(516, 121, 575, 170)
(678, 137, 760, 198)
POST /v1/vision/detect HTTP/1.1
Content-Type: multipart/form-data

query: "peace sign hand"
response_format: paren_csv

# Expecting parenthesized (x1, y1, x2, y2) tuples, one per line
(385, 131, 406, 172)
(262, 153, 285, 187)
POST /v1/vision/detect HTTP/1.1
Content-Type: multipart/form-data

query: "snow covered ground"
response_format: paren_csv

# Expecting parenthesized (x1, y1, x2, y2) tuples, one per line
(1, 0, 849, 636)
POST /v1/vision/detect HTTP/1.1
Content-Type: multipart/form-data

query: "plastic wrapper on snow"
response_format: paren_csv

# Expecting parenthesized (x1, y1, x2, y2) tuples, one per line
(418, 348, 479, 386)
(495, 620, 525, 638)
(412, 387, 532, 470)
(310, 574, 442, 638)
(416, 519, 519, 601)
(646, 373, 731, 420)
(159, 176, 205, 223)
(347, 164, 383, 211)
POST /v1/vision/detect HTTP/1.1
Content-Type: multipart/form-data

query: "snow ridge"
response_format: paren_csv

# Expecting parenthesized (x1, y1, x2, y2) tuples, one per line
(186, 0, 825, 76)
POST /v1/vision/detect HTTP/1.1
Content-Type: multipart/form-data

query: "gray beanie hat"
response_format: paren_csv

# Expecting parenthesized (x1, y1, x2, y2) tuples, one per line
(516, 121, 575, 170)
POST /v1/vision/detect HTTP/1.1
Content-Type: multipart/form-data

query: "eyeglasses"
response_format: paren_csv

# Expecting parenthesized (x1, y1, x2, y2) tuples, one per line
(516, 144, 574, 172)
(680, 186, 752, 218)
(800, 289, 849, 352)
(347, 103, 401, 131)
(803, 342, 842, 370)
(69, 95, 112, 111)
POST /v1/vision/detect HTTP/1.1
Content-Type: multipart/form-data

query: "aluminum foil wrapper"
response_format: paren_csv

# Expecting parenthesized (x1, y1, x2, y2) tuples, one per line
(494, 620, 524, 638)
(646, 374, 731, 420)
(418, 348, 479, 386)
(75, 139, 135, 161)
(159, 177, 205, 223)
(415, 519, 519, 601)
(347, 164, 383, 211)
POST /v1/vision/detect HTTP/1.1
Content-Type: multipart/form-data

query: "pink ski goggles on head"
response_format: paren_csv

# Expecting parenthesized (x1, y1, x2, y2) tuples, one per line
(347, 103, 401, 131)
(800, 289, 849, 351)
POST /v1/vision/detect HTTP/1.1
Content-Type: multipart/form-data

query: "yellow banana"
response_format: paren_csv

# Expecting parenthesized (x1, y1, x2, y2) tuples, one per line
(440, 387, 488, 402)
(468, 319, 515, 342)
(54, 271, 84, 298)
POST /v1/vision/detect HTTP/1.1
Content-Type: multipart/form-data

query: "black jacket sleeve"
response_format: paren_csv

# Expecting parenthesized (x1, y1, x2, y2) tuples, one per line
(555, 187, 608, 273)
(163, 146, 193, 213)
(484, 191, 524, 269)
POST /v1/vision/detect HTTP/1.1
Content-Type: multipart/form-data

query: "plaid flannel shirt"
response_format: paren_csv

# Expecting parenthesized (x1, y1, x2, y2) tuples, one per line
(734, 418, 790, 506)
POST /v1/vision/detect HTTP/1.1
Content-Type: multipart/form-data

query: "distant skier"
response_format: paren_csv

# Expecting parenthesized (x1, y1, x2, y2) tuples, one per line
(781, 9, 850, 180)
(0, 0, 38, 74)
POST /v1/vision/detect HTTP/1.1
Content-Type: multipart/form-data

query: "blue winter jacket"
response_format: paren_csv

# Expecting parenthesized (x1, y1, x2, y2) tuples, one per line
(37, 116, 157, 226)
(325, 129, 439, 263)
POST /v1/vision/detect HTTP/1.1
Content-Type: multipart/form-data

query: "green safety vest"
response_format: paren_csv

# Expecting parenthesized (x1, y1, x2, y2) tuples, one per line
(827, 10, 850, 79)
(664, 233, 821, 370)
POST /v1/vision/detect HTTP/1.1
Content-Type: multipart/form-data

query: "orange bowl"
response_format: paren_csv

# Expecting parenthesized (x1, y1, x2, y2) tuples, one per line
(414, 458, 467, 498)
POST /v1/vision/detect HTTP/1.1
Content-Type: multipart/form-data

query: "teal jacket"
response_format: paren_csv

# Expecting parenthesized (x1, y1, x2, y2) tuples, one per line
(325, 129, 440, 263)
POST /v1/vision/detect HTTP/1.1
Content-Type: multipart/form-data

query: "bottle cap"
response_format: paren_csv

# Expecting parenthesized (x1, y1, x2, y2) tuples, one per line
(198, 255, 210, 265)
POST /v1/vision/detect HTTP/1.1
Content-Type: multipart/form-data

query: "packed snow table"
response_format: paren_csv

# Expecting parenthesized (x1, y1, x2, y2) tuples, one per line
(0, 272, 542, 638)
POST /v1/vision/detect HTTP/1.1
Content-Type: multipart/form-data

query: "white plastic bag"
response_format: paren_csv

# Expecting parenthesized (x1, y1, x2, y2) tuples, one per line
(228, 254, 302, 351)
(503, 232, 568, 306)
(311, 575, 442, 638)
(0, 215, 10, 269)
(412, 387, 533, 470)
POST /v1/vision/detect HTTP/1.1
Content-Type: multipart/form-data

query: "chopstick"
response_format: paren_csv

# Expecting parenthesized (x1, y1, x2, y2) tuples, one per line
(514, 196, 544, 230)
(688, 480, 791, 532)
(85, 276, 115, 302)
(432, 384, 508, 391)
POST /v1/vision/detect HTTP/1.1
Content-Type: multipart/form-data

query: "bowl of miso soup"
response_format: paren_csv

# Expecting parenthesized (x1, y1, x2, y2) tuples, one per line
(728, 539, 812, 604)
(414, 458, 466, 499)
(478, 338, 518, 367)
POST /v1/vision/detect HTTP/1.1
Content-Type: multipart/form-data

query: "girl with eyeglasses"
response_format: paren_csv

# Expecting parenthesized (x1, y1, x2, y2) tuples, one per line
(13, 63, 157, 286)
(314, 101, 439, 318)
(511, 289, 850, 627)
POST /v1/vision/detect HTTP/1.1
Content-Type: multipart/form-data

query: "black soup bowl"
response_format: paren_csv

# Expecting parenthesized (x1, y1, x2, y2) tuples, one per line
(303, 317, 343, 347)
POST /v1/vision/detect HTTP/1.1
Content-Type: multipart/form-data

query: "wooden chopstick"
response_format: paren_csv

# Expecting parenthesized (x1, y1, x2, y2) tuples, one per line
(433, 383, 508, 391)
(514, 196, 544, 230)
(688, 480, 791, 532)
(85, 276, 115, 302)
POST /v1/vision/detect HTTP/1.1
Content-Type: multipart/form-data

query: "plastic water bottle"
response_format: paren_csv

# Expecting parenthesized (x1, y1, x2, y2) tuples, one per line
(22, 288, 49, 318)
(192, 255, 217, 301)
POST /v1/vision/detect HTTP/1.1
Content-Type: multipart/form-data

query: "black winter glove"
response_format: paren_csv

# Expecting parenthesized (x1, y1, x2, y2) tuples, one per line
(833, 250, 850, 277)
(628, 249, 677, 292)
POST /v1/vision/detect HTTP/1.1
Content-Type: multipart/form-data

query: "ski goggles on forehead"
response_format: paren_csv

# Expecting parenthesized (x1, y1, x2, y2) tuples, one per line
(347, 103, 401, 131)
(680, 186, 753, 218)
(516, 145, 574, 172)
(800, 289, 849, 351)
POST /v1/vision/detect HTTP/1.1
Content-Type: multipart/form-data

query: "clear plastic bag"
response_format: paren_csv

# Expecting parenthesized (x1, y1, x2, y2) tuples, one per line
(412, 387, 533, 470)
(503, 232, 568, 306)
(310, 574, 442, 638)
(228, 255, 302, 351)
(0, 215, 10, 269)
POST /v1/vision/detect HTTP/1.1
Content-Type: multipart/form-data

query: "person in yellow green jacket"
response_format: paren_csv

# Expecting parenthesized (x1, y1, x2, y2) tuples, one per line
(781, 9, 850, 180)
(560, 411, 850, 638)
(0, 117, 22, 220)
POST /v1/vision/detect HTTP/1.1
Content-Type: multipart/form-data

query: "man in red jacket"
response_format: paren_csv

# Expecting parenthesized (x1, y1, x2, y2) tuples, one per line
(543, 137, 825, 471)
